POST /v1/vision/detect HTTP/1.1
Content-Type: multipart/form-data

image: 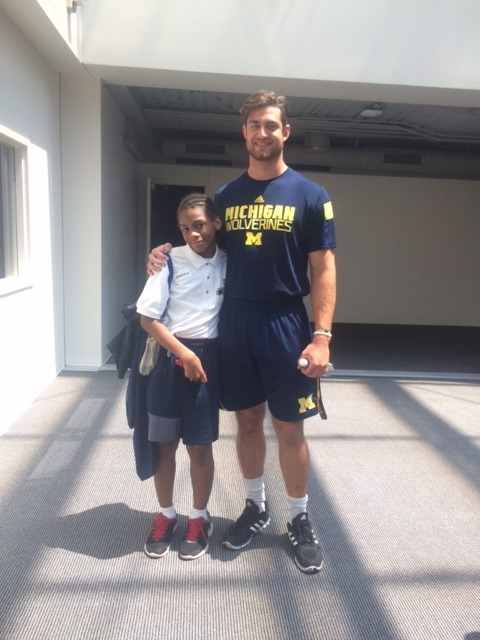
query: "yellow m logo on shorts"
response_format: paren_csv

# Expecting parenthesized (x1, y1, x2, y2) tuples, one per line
(245, 232, 262, 246)
(298, 394, 316, 414)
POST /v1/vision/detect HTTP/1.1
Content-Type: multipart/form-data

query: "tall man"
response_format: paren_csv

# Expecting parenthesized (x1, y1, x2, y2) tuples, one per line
(149, 90, 336, 573)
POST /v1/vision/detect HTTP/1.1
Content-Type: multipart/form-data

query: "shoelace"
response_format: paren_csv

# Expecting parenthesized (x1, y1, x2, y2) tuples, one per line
(151, 514, 175, 539)
(295, 518, 316, 545)
(185, 518, 208, 542)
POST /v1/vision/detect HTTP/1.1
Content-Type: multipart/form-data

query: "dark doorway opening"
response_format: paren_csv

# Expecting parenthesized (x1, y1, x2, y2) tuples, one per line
(150, 184, 204, 249)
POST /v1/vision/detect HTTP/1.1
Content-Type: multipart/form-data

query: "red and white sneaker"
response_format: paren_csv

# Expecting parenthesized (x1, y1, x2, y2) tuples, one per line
(144, 513, 177, 558)
(179, 515, 213, 560)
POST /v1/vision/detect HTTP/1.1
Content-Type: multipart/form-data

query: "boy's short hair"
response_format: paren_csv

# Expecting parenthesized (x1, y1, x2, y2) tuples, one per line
(177, 193, 218, 222)
(239, 90, 290, 126)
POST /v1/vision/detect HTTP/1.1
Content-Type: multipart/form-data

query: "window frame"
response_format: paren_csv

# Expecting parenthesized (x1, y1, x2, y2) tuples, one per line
(0, 125, 31, 297)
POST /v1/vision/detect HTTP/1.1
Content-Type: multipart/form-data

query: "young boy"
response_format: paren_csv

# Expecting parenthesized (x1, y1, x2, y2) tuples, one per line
(136, 193, 226, 560)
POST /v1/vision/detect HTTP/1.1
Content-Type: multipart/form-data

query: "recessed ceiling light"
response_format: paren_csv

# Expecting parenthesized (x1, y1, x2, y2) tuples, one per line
(360, 103, 383, 118)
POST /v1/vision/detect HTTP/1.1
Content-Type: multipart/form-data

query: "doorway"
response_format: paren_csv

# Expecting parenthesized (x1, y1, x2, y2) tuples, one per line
(150, 184, 204, 249)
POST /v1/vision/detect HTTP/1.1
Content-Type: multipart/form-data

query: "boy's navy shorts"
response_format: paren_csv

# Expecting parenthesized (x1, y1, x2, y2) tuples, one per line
(218, 297, 318, 422)
(146, 337, 220, 445)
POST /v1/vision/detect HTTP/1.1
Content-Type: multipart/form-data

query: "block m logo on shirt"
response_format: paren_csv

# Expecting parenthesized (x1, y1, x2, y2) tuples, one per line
(245, 232, 262, 246)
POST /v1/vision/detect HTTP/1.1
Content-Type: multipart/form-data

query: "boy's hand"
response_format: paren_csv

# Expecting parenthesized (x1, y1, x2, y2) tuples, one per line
(147, 243, 172, 276)
(180, 352, 208, 383)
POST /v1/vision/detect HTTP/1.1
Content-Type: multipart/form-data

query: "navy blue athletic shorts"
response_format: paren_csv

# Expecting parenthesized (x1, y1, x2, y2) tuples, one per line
(218, 297, 318, 422)
(146, 337, 220, 445)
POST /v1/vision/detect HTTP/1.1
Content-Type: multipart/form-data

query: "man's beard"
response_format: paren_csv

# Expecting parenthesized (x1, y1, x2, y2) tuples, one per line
(247, 140, 283, 162)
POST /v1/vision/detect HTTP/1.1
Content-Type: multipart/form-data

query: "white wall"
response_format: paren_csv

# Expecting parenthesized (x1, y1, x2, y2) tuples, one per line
(139, 164, 480, 327)
(61, 76, 102, 368)
(81, 0, 480, 107)
(60, 80, 143, 369)
(35, 0, 73, 43)
(319, 174, 480, 326)
(0, 10, 64, 432)
(0, 0, 85, 74)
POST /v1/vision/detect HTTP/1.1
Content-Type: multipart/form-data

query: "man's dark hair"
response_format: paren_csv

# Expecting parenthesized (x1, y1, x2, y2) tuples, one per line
(177, 193, 218, 222)
(239, 90, 290, 126)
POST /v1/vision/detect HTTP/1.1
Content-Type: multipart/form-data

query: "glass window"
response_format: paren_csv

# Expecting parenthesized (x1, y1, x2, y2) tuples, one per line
(0, 128, 29, 293)
(0, 141, 17, 279)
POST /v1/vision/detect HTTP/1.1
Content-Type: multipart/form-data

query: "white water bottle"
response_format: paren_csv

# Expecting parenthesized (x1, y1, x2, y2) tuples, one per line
(297, 359, 334, 377)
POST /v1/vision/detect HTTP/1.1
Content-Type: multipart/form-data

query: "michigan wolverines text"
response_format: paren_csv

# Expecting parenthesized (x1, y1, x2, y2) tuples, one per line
(225, 204, 295, 233)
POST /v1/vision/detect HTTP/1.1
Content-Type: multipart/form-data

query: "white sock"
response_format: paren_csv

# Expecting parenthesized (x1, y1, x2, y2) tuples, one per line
(287, 494, 308, 523)
(160, 505, 176, 520)
(244, 476, 266, 512)
(190, 507, 209, 521)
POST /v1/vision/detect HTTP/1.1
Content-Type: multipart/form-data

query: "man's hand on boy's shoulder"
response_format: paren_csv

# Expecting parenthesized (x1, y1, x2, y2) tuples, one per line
(147, 243, 172, 276)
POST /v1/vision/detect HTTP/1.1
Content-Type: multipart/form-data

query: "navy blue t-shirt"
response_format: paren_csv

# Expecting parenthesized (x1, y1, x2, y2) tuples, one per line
(214, 168, 337, 304)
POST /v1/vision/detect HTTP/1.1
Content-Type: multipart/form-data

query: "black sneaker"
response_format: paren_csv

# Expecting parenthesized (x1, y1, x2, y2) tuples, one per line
(223, 499, 270, 550)
(287, 512, 323, 573)
(179, 516, 213, 560)
(144, 513, 177, 558)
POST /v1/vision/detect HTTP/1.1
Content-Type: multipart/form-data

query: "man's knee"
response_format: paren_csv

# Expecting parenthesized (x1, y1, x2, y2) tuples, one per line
(235, 404, 266, 435)
(273, 418, 305, 448)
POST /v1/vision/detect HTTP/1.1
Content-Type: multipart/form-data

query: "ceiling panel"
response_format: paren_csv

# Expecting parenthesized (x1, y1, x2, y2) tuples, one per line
(110, 85, 480, 177)
(125, 87, 480, 147)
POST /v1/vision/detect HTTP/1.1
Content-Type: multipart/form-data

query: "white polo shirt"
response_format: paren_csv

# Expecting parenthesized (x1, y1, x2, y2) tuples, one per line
(136, 244, 227, 339)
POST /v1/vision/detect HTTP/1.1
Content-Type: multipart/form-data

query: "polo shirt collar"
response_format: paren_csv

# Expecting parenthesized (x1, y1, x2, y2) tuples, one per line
(183, 243, 222, 269)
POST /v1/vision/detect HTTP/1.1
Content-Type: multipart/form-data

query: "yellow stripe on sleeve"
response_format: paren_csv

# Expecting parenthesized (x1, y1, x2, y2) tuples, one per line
(324, 201, 334, 220)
